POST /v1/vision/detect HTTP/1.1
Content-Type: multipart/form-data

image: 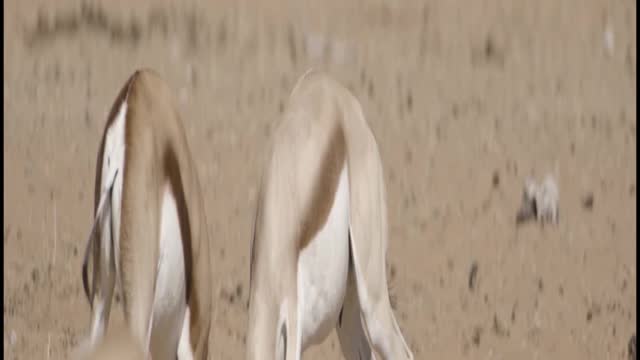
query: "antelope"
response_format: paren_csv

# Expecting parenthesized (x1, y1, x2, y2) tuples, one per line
(247, 70, 414, 360)
(80, 69, 211, 360)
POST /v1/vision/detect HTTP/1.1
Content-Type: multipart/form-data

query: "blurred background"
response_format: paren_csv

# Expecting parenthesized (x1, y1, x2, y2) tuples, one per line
(4, 0, 636, 359)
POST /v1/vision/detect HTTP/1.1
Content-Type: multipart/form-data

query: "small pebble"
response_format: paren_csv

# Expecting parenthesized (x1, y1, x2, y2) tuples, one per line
(235, 283, 243, 299)
(604, 26, 615, 56)
(469, 261, 478, 291)
(31, 267, 39, 284)
(471, 326, 482, 346)
(582, 193, 594, 210)
(492, 171, 500, 188)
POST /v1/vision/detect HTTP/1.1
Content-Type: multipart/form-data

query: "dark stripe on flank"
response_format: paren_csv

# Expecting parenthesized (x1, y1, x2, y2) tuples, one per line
(298, 120, 347, 251)
(163, 146, 194, 305)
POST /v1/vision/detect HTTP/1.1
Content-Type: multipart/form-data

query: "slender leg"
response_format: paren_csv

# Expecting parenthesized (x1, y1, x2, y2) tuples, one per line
(336, 267, 375, 360)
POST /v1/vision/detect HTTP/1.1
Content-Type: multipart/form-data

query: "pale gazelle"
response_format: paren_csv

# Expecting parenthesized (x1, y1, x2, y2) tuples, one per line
(247, 70, 413, 360)
(80, 69, 211, 360)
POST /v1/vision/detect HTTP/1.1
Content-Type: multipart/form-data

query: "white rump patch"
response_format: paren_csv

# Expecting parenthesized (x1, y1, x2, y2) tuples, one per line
(149, 185, 188, 360)
(297, 166, 351, 349)
(100, 100, 128, 288)
(177, 307, 195, 360)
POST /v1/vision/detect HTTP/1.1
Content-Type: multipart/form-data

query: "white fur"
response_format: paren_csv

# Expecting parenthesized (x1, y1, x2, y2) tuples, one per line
(88, 99, 128, 347)
(277, 299, 290, 360)
(149, 185, 188, 360)
(177, 307, 195, 360)
(297, 166, 350, 350)
(103, 101, 127, 277)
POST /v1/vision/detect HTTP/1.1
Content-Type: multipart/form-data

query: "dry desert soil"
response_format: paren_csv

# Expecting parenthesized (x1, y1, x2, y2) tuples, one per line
(4, 0, 637, 359)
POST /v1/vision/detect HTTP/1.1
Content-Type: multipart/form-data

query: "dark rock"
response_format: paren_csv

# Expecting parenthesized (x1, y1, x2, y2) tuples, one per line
(582, 193, 594, 210)
(468, 261, 478, 291)
(471, 326, 483, 346)
(31, 268, 39, 285)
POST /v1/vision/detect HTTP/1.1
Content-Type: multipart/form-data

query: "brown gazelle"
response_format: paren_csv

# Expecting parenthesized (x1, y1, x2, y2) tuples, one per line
(80, 69, 211, 360)
(247, 70, 413, 360)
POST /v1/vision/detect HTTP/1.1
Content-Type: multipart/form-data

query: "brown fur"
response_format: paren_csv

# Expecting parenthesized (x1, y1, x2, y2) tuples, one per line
(91, 69, 211, 358)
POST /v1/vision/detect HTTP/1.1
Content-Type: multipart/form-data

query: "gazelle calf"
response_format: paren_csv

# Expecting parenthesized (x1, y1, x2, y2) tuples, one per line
(81, 69, 211, 360)
(247, 71, 413, 360)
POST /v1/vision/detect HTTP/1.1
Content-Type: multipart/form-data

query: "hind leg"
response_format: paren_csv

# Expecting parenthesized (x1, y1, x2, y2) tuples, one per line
(354, 271, 412, 360)
(347, 155, 413, 359)
(119, 173, 161, 355)
(177, 307, 194, 360)
(349, 252, 411, 360)
(348, 223, 413, 358)
(336, 268, 375, 360)
(87, 208, 117, 348)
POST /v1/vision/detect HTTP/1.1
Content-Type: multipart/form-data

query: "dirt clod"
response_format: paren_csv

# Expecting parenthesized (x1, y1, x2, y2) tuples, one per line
(582, 193, 594, 210)
(469, 261, 478, 291)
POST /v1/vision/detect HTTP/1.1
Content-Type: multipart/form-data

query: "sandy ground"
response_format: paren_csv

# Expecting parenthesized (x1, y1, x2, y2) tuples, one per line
(4, 0, 636, 359)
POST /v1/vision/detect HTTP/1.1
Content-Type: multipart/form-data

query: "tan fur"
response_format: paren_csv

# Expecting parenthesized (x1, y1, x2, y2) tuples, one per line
(247, 71, 412, 360)
(86, 69, 211, 358)
(298, 121, 346, 250)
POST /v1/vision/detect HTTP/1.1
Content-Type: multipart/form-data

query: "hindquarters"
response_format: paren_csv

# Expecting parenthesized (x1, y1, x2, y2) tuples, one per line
(296, 164, 351, 350)
(338, 81, 413, 360)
